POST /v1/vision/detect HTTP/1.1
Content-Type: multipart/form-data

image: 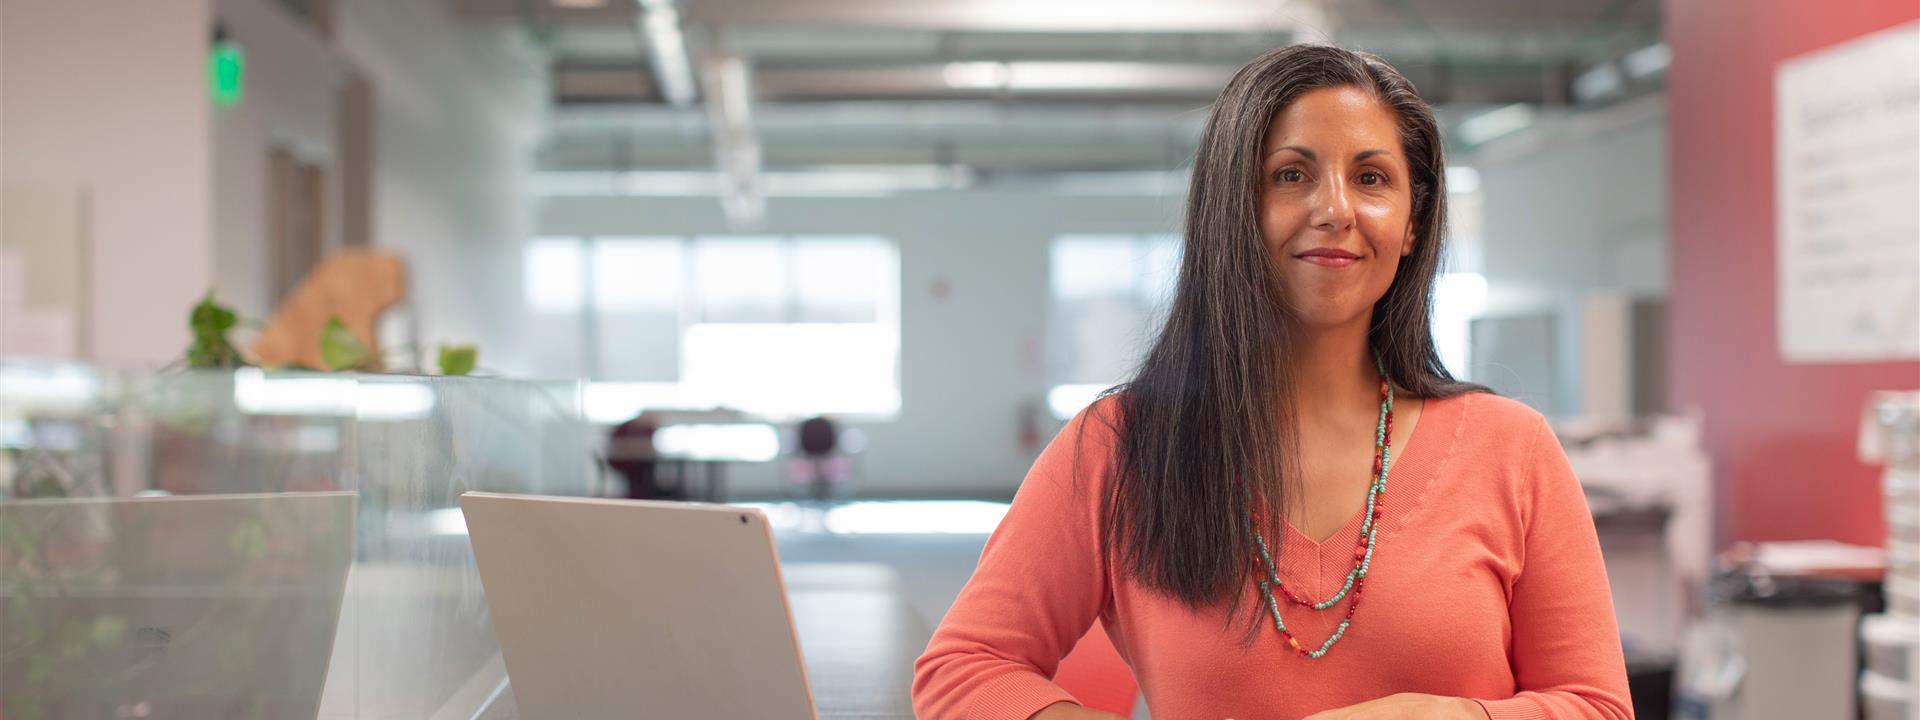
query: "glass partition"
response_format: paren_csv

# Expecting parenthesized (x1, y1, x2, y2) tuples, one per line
(0, 363, 594, 719)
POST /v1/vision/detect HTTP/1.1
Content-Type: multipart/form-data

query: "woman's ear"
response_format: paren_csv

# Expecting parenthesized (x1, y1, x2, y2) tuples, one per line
(1401, 224, 1417, 257)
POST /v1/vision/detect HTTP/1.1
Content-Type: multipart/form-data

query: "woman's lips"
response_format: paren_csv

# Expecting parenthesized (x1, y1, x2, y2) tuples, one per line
(1297, 255, 1358, 267)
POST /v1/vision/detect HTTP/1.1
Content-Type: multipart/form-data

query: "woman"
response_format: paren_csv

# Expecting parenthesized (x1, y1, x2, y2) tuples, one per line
(913, 45, 1632, 720)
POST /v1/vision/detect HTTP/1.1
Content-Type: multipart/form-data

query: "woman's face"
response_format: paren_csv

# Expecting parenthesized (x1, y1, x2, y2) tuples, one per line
(1259, 85, 1416, 331)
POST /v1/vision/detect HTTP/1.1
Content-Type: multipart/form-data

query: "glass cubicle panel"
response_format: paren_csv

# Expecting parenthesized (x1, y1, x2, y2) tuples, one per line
(0, 363, 594, 719)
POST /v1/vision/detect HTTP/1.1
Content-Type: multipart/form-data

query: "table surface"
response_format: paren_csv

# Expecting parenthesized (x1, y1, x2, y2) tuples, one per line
(485, 564, 931, 719)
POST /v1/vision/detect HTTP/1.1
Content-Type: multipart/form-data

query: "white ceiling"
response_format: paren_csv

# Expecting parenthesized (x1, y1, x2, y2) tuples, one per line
(449, 0, 1664, 176)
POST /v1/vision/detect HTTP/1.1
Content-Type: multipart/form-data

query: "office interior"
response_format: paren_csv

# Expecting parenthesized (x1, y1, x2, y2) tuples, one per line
(0, 0, 1916, 718)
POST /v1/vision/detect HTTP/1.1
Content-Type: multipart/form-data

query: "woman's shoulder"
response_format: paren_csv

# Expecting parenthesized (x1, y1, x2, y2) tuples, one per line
(1428, 390, 1562, 479)
(1062, 390, 1129, 444)
(1447, 389, 1550, 441)
(1037, 391, 1130, 464)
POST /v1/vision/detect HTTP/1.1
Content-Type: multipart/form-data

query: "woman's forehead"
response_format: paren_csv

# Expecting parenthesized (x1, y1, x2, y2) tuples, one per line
(1262, 87, 1402, 155)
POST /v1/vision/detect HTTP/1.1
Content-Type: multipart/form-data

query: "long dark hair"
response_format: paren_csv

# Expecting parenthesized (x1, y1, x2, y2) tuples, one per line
(1090, 44, 1489, 622)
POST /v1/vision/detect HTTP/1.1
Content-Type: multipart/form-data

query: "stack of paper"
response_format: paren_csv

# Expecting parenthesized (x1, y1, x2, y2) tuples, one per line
(1857, 390, 1918, 714)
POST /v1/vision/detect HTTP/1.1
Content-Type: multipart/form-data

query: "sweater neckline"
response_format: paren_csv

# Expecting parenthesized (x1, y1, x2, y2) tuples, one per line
(1277, 391, 1467, 561)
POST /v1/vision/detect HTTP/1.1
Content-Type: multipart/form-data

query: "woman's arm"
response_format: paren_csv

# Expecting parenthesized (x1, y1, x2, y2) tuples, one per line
(912, 403, 1118, 720)
(1300, 693, 1489, 719)
(1032, 701, 1128, 720)
(1472, 415, 1635, 720)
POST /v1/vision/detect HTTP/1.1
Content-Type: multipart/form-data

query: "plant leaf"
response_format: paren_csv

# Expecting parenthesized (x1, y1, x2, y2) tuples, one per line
(189, 291, 236, 333)
(320, 317, 369, 371)
(183, 291, 249, 369)
(437, 345, 478, 376)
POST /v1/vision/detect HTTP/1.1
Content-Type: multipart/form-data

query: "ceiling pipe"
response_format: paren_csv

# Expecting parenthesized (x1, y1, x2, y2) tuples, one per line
(701, 53, 764, 228)
(634, 0, 697, 106)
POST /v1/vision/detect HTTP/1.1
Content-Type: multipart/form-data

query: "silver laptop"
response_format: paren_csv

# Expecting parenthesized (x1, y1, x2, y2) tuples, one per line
(459, 492, 818, 719)
(0, 491, 357, 720)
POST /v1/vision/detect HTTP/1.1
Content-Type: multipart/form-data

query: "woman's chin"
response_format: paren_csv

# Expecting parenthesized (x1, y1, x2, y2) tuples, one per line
(1286, 306, 1372, 332)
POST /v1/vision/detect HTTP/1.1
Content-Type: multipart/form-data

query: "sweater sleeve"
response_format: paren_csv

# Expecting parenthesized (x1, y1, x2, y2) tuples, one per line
(912, 402, 1116, 720)
(1473, 415, 1636, 720)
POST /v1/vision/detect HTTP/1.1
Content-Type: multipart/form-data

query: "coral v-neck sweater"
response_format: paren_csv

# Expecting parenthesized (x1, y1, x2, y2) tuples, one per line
(913, 391, 1633, 720)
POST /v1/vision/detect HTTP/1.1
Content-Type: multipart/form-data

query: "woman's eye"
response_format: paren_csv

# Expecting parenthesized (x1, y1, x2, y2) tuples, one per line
(1358, 171, 1386, 186)
(1275, 168, 1306, 183)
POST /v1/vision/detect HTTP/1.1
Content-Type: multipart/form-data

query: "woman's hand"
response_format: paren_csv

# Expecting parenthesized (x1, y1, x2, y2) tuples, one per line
(1030, 701, 1128, 720)
(1299, 693, 1490, 720)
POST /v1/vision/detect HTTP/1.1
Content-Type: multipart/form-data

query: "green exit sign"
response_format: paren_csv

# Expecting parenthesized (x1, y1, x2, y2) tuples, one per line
(209, 39, 245, 107)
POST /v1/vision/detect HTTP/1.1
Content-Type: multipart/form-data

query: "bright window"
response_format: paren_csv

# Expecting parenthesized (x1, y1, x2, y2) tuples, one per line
(525, 238, 585, 312)
(694, 236, 787, 323)
(592, 237, 686, 382)
(531, 235, 900, 421)
(1046, 234, 1181, 418)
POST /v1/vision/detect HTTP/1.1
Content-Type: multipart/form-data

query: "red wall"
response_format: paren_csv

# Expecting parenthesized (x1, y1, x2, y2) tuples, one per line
(1665, 0, 1920, 548)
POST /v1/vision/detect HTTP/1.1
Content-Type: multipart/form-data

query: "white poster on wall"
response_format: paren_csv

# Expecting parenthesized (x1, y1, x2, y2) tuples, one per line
(1776, 20, 1920, 364)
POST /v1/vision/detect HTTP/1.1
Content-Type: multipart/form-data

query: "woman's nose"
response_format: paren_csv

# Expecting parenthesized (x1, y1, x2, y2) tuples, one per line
(1309, 177, 1357, 233)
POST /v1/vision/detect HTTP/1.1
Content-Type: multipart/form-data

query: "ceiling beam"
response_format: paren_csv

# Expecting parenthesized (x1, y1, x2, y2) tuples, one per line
(684, 0, 1320, 34)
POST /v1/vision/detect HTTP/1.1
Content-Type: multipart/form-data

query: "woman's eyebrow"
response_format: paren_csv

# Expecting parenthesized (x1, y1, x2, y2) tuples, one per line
(1264, 146, 1395, 162)
(1267, 145, 1316, 161)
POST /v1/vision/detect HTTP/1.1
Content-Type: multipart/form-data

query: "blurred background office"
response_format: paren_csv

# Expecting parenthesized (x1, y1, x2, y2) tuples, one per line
(1, 1, 1916, 719)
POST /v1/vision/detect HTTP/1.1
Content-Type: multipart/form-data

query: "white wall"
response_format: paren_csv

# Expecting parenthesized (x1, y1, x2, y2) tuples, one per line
(198, 0, 546, 371)
(335, 0, 548, 374)
(539, 191, 1186, 498)
(0, 0, 214, 367)
(212, 0, 347, 319)
(1469, 96, 1669, 415)
(1476, 96, 1669, 309)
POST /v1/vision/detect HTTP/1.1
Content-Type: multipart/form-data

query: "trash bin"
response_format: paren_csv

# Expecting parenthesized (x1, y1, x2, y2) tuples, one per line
(1677, 568, 1868, 719)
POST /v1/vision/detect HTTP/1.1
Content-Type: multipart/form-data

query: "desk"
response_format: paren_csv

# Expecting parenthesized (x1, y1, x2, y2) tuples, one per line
(609, 422, 781, 502)
(483, 564, 929, 719)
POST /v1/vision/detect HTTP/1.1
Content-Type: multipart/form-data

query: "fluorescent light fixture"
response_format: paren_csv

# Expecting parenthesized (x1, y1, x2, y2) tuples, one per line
(353, 383, 438, 420)
(0, 364, 100, 411)
(1047, 383, 1110, 420)
(1573, 43, 1667, 104)
(1010, 62, 1125, 90)
(1573, 63, 1625, 104)
(533, 166, 974, 198)
(1446, 166, 1481, 195)
(702, 53, 764, 228)
(940, 61, 1228, 92)
(232, 368, 435, 421)
(1016, 169, 1188, 196)
(635, 0, 695, 106)
(943, 62, 1007, 89)
(761, 165, 971, 196)
(534, 170, 712, 196)
(1622, 43, 1671, 80)
(1458, 103, 1536, 146)
(234, 371, 353, 416)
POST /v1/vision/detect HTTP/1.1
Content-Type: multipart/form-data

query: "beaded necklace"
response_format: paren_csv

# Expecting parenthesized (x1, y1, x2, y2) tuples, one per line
(1250, 353, 1394, 659)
